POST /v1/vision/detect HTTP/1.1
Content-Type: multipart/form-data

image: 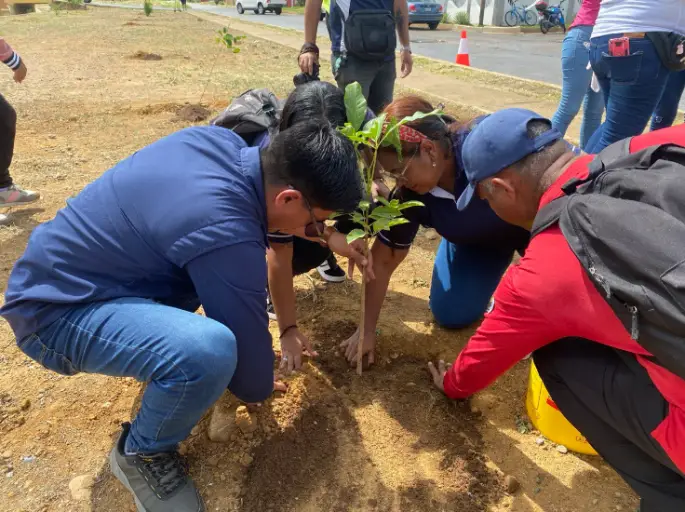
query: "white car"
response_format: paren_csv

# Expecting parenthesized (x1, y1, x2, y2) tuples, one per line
(236, 0, 285, 15)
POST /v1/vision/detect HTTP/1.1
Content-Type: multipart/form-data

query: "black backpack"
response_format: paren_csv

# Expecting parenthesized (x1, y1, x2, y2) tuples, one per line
(531, 139, 685, 379)
(211, 88, 282, 145)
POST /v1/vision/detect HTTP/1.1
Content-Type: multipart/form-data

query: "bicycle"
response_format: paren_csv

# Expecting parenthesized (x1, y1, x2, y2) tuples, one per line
(504, 0, 538, 27)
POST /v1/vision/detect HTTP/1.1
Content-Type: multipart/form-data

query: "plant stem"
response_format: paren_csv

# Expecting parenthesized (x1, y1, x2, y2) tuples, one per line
(357, 237, 368, 376)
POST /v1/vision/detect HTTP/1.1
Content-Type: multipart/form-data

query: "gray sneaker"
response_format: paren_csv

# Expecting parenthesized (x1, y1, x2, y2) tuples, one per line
(0, 213, 11, 226)
(110, 423, 205, 512)
(0, 184, 40, 207)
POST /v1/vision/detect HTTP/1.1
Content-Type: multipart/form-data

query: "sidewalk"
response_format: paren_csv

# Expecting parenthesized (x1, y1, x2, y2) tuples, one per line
(188, 9, 582, 142)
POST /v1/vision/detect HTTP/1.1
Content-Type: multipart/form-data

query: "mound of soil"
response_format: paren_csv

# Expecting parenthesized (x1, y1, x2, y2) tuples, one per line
(175, 104, 212, 123)
(130, 51, 162, 61)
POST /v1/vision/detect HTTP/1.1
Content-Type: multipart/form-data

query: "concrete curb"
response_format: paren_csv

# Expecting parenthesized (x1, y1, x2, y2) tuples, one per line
(449, 23, 523, 35)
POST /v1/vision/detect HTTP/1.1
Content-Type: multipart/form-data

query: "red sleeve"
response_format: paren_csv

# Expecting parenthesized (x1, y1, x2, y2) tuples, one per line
(442, 262, 562, 399)
(629, 124, 685, 151)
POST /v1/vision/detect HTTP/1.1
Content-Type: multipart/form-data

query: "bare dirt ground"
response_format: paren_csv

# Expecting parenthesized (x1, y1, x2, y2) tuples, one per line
(0, 8, 638, 512)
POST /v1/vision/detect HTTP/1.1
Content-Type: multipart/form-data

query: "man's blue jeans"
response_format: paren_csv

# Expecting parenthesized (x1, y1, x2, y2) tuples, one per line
(551, 25, 604, 150)
(585, 34, 672, 153)
(651, 70, 685, 131)
(17, 298, 238, 454)
(429, 239, 514, 328)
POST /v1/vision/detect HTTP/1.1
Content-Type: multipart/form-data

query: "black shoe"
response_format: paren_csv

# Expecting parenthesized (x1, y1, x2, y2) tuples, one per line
(316, 254, 346, 283)
(266, 291, 277, 321)
(110, 423, 205, 512)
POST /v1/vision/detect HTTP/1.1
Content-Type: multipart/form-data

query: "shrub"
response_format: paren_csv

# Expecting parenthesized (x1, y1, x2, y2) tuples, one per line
(143, 0, 153, 16)
(454, 11, 471, 25)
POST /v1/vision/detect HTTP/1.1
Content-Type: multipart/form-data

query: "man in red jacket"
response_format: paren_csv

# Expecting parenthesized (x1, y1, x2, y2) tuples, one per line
(428, 108, 685, 511)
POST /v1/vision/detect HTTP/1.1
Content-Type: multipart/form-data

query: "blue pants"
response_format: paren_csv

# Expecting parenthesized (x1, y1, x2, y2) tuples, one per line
(17, 298, 238, 454)
(429, 239, 514, 329)
(551, 25, 604, 150)
(651, 70, 685, 131)
(585, 34, 672, 153)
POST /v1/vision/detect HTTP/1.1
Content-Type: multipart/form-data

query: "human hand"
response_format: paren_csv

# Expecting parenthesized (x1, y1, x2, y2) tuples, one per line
(427, 360, 452, 393)
(326, 231, 375, 281)
(340, 327, 376, 366)
(298, 51, 318, 75)
(13, 61, 27, 83)
(400, 50, 413, 78)
(279, 327, 318, 374)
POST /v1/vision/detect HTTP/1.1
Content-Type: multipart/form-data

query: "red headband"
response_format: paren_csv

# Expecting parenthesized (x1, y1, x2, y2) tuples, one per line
(398, 125, 427, 143)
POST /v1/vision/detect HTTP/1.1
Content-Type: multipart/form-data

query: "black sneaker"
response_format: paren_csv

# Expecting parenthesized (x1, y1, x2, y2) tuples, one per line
(266, 291, 277, 321)
(110, 423, 205, 512)
(316, 254, 346, 283)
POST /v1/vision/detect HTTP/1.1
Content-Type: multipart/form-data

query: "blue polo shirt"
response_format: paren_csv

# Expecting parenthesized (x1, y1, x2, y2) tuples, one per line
(1, 126, 275, 402)
(378, 125, 530, 252)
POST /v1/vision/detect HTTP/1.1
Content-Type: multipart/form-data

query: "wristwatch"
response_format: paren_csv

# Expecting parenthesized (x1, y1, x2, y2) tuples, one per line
(400, 45, 412, 54)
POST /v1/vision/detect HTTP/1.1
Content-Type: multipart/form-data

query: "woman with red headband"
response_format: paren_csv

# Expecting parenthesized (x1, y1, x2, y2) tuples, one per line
(341, 96, 531, 365)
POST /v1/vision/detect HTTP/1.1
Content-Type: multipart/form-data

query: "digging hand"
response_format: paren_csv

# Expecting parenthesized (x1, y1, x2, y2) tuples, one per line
(427, 360, 452, 393)
(279, 327, 318, 374)
(340, 327, 376, 366)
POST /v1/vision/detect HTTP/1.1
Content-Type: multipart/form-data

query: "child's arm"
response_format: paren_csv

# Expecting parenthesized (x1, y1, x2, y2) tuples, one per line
(0, 38, 27, 82)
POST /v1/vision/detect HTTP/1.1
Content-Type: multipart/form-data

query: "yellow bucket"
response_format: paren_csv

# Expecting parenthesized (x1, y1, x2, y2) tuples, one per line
(525, 361, 598, 456)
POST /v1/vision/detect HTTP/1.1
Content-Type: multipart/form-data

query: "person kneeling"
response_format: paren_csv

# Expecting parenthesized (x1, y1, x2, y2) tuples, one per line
(1, 122, 364, 511)
(429, 110, 685, 511)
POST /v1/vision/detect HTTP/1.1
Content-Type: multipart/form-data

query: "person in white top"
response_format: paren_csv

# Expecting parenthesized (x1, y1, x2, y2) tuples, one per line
(585, 0, 685, 152)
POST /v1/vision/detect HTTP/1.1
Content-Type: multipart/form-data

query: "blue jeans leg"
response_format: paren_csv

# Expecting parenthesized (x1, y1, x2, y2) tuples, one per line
(17, 297, 238, 453)
(429, 239, 514, 329)
(551, 25, 604, 149)
(651, 70, 685, 131)
(586, 34, 672, 153)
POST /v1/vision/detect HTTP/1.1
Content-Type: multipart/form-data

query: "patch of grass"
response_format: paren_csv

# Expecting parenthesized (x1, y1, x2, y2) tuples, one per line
(282, 6, 305, 15)
(143, 0, 153, 15)
(454, 11, 471, 25)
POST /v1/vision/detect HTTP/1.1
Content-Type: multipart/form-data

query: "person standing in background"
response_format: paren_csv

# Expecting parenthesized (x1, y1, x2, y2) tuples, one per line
(298, 0, 413, 114)
(651, 70, 685, 131)
(584, 0, 685, 152)
(0, 38, 41, 226)
(550, 0, 604, 150)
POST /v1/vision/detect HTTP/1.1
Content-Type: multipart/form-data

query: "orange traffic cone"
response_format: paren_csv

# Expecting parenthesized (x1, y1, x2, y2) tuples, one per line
(456, 30, 470, 66)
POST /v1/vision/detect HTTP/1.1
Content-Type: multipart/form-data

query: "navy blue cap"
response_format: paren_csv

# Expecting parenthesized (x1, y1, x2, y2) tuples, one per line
(456, 108, 562, 211)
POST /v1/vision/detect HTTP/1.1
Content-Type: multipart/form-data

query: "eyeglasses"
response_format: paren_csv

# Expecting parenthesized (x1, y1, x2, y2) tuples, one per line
(299, 192, 326, 239)
(379, 150, 418, 185)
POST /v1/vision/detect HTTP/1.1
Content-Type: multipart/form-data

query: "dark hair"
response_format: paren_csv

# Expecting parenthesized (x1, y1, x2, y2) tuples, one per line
(261, 121, 362, 213)
(280, 81, 346, 131)
(513, 119, 569, 176)
(380, 95, 464, 155)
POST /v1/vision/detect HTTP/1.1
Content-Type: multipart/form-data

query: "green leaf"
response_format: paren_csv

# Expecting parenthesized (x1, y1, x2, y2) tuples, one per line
(346, 229, 366, 244)
(397, 200, 424, 210)
(351, 212, 366, 225)
(370, 218, 392, 234)
(359, 200, 370, 211)
(386, 218, 410, 228)
(369, 205, 401, 219)
(376, 196, 390, 207)
(380, 116, 402, 159)
(232, 48, 240, 54)
(397, 108, 443, 127)
(362, 114, 387, 145)
(344, 82, 367, 132)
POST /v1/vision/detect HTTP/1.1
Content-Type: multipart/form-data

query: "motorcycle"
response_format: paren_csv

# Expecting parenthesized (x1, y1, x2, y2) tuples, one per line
(533, 0, 567, 34)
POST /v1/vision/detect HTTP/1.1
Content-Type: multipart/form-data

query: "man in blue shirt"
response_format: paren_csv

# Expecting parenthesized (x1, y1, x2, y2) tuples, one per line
(1, 121, 362, 511)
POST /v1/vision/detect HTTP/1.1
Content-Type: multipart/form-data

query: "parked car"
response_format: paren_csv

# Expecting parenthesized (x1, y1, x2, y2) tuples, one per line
(407, 0, 443, 30)
(236, 0, 284, 15)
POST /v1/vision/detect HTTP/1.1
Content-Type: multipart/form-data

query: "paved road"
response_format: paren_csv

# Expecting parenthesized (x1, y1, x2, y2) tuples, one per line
(192, 4, 567, 85)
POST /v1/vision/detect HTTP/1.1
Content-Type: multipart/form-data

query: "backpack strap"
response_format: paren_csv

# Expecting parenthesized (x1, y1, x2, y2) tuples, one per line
(587, 137, 633, 176)
(531, 196, 568, 237)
